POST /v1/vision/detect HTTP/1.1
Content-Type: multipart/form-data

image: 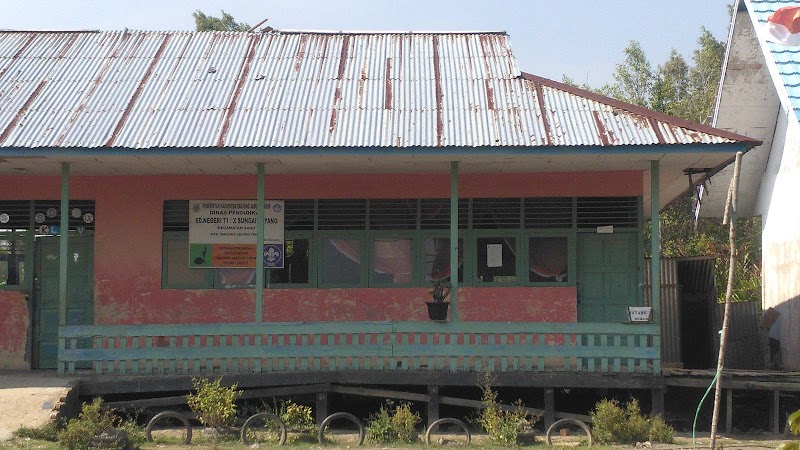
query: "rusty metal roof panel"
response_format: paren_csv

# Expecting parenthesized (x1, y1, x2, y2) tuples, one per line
(530, 76, 742, 147)
(0, 30, 757, 149)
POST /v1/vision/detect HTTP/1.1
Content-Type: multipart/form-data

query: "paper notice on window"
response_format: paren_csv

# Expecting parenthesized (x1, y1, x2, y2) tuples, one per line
(487, 243, 503, 267)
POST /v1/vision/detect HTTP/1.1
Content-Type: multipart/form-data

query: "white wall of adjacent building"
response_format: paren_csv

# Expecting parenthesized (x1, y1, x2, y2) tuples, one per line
(758, 105, 800, 370)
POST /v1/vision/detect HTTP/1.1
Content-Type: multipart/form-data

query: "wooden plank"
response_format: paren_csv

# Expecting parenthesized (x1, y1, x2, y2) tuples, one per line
(438, 396, 591, 423)
(105, 395, 188, 409)
(316, 392, 327, 427)
(651, 388, 664, 417)
(771, 389, 780, 434)
(59, 321, 660, 339)
(78, 370, 665, 397)
(239, 384, 330, 400)
(726, 389, 732, 434)
(544, 388, 555, 430)
(664, 378, 800, 391)
(427, 386, 440, 428)
(329, 385, 430, 403)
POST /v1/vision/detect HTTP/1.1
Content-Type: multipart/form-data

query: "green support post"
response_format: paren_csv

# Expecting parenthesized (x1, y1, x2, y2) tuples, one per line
(650, 160, 660, 324)
(58, 162, 70, 375)
(59, 162, 70, 326)
(450, 161, 459, 321)
(256, 163, 265, 324)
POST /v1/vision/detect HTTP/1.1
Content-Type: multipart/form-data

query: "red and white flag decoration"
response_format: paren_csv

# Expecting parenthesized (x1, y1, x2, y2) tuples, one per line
(767, 5, 800, 45)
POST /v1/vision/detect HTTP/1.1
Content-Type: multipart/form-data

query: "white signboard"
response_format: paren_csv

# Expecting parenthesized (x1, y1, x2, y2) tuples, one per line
(188, 200, 284, 268)
(486, 243, 503, 268)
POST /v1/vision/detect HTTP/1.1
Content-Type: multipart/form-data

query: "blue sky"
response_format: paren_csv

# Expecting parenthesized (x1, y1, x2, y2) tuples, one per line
(3, 0, 733, 86)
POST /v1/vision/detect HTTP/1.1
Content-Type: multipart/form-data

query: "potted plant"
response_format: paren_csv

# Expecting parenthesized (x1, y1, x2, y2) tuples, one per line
(426, 277, 451, 321)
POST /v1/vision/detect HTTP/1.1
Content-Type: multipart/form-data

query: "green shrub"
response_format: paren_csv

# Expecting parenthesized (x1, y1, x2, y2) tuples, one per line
(365, 401, 420, 444)
(186, 377, 241, 429)
(57, 398, 117, 450)
(13, 421, 59, 441)
(590, 398, 674, 444)
(276, 401, 315, 433)
(778, 409, 800, 450)
(647, 415, 674, 443)
(475, 374, 536, 446)
(116, 418, 146, 448)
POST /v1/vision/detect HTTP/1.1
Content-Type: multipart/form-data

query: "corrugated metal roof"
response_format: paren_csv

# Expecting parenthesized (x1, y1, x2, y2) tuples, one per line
(748, 0, 800, 122)
(0, 30, 758, 149)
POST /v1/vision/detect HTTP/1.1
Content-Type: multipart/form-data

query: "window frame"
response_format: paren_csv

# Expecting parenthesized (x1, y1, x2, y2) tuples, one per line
(522, 229, 576, 287)
(159, 197, 641, 290)
(265, 233, 315, 288)
(471, 230, 521, 286)
(418, 231, 464, 285)
(161, 231, 214, 290)
(369, 231, 417, 288)
(316, 231, 368, 288)
(0, 231, 33, 291)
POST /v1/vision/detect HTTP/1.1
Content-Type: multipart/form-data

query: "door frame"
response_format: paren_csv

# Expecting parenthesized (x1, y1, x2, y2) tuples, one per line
(31, 234, 94, 369)
(576, 231, 641, 323)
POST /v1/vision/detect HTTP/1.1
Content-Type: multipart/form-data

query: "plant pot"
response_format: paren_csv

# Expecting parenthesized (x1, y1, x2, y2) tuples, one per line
(426, 301, 450, 321)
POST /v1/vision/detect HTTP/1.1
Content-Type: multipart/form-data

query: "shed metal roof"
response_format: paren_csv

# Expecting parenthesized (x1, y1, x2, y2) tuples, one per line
(0, 30, 758, 150)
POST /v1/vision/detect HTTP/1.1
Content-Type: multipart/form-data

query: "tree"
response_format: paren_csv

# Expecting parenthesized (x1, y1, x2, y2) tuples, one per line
(685, 27, 726, 124)
(193, 10, 250, 32)
(568, 27, 761, 304)
(602, 41, 655, 108)
(651, 49, 690, 118)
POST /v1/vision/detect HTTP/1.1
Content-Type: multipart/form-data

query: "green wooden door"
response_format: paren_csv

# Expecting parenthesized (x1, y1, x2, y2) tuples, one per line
(32, 236, 93, 369)
(576, 233, 638, 323)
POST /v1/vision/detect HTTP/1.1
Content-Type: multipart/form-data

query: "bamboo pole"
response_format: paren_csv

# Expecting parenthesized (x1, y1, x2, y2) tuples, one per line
(709, 151, 743, 449)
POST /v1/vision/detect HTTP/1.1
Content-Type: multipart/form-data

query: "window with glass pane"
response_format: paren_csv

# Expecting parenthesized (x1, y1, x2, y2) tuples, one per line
(476, 237, 516, 283)
(373, 238, 412, 284)
(269, 239, 310, 284)
(529, 237, 568, 282)
(164, 235, 210, 288)
(0, 237, 25, 287)
(321, 238, 361, 284)
(423, 237, 463, 283)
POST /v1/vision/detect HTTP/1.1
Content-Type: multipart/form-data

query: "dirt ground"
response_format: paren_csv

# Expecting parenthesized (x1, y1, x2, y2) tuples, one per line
(0, 432, 796, 449)
(0, 371, 796, 448)
(0, 371, 76, 441)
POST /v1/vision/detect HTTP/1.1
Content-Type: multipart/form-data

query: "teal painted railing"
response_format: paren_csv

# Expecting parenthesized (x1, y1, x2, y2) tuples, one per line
(58, 322, 660, 376)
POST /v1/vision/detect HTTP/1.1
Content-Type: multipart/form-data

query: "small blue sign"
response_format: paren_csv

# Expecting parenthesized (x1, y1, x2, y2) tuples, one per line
(263, 244, 284, 268)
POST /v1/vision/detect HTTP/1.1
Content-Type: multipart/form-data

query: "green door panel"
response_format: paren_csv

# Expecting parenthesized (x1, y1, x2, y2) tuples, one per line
(33, 236, 93, 369)
(577, 233, 638, 323)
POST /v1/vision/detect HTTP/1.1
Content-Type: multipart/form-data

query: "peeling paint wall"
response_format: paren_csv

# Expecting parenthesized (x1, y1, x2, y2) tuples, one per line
(0, 170, 638, 351)
(264, 287, 577, 322)
(0, 291, 29, 369)
(760, 109, 800, 370)
(459, 287, 576, 322)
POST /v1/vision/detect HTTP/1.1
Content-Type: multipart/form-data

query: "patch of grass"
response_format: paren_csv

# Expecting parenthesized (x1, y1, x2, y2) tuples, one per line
(57, 398, 117, 450)
(13, 421, 59, 441)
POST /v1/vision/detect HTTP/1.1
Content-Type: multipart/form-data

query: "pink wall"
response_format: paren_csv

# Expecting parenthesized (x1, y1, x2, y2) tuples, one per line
(0, 291, 29, 369)
(263, 287, 576, 322)
(0, 171, 638, 334)
(460, 287, 577, 322)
